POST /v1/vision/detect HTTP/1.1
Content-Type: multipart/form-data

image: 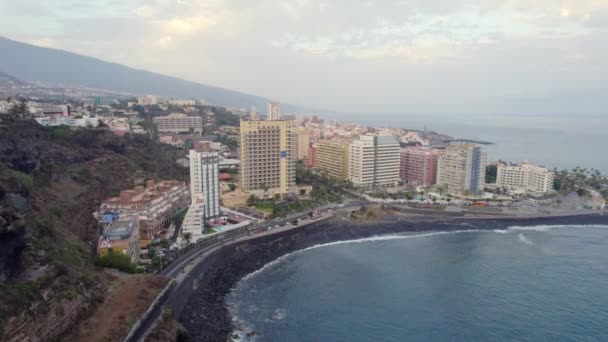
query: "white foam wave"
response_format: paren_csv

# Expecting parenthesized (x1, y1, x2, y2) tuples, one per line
(518, 233, 534, 245)
(239, 225, 608, 282)
(238, 230, 484, 283)
(508, 224, 608, 232)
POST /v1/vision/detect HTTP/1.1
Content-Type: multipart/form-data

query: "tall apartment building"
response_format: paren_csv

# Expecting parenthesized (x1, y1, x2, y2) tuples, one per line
(316, 138, 351, 179)
(189, 150, 220, 220)
(437, 143, 487, 194)
(297, 128, 311, 161)
(267, 102, 281, 121)
(400, 147, 439, 186)
(496, 163, 554, 194)
(239, 120, 296, 196)
(348, 135, 400, 188)
(307, 143, 317, 168)
(100, 180, 190, 242)
(153, 113, 203, 134)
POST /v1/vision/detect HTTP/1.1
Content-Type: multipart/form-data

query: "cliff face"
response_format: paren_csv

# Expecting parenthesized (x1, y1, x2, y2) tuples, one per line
(0, 120, 187, 341)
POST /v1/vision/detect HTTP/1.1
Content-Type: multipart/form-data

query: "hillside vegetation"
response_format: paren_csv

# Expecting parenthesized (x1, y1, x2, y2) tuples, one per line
(0, 119, 187, 341)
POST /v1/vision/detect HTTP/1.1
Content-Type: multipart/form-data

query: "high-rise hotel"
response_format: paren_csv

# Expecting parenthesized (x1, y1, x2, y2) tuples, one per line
(189, 150, 220, 220)
(348, 135, 401, 188)
(267, 102, 281, 121)
(437, 143, 487, 194)
(239, 119, 296, 197)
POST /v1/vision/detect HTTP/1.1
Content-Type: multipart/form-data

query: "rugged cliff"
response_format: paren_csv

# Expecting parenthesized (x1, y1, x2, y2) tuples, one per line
(0, 119, 187, 341)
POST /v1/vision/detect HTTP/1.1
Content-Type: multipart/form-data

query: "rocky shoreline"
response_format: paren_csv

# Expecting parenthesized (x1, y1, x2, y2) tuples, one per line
(176, 213, 608, 341)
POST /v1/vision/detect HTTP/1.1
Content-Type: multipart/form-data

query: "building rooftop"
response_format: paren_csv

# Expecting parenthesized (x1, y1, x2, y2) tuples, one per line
(101, 180, 186, 207)
(103, 216, 137, 240)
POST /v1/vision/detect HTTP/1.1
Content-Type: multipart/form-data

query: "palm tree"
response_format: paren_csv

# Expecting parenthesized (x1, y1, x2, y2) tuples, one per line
(182, 232, 192, 246)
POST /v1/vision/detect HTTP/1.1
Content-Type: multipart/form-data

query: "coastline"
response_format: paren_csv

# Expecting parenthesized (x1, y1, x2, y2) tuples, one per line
(175, 212, 608, 341)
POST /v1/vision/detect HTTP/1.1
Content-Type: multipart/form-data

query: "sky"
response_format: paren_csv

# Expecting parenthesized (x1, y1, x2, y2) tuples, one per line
(1, 0, 607, 115)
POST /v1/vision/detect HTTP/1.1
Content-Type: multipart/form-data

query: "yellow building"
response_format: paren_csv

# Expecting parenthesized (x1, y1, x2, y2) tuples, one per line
(316, 138, 352, 180)
(98, 216, 140, 263)
(239, 120, 296, 197)
(296, 128, 311, 161)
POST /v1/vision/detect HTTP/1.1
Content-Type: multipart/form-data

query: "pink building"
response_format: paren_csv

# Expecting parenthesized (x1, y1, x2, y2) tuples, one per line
(399, 147, 439, 186)
(307, 143, 317, 168)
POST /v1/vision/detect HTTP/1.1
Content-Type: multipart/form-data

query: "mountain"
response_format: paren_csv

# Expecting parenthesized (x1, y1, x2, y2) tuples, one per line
(0, 36, 288, 110)
(0, 72, 28, 87)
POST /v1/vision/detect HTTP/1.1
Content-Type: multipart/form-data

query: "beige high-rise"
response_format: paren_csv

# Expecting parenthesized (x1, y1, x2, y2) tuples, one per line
(437, 143, 487, 194)
(239, 120, 296, 196)
(316, 138, 352, 179)
(296, 128, 311, 161)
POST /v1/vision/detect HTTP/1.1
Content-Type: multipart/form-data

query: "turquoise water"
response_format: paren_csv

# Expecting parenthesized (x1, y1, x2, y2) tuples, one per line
(229, 225, 608, 341)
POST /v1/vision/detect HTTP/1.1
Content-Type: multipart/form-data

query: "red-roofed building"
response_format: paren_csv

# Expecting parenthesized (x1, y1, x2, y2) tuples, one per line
(100, 180, 189, 242)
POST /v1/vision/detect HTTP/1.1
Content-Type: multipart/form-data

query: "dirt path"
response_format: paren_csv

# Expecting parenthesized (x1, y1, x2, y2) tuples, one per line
(67, 271, 168, 342)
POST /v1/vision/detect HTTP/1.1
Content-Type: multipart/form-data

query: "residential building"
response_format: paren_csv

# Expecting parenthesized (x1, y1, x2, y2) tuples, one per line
(307, 142, 317, 168)
(400, 147, 439, 186)
(100, 180, 190, 242)
(348, 135, 400, 188)
(316, 138, 351, 179)
(167, 98, 196, 106)
(153, 113, 203, 134)
(437, 143, 487, 194)
(296, 128, 311, 161)
(189, 150, 220, 220)
(239, 119, 296, 197)
(496, 163, 554, 194)
(180, 195, 206, 243)
(98, 216, 140, 263)
(267, 102, 280, 121)
(137, 95, 159, 106)
(35, 116, 100, 128)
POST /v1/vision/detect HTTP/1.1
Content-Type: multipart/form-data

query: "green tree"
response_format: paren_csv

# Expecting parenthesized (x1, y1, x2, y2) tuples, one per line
(181, 232, 192, 246)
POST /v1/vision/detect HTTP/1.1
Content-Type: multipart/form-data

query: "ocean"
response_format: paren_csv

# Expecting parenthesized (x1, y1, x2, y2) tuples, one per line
(229, 224, 608, 341)
(327, 112, 608, 173)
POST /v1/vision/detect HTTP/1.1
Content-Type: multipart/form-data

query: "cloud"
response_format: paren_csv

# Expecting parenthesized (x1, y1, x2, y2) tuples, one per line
(0, 0, 607, 115)
(27, 37, 56, 48)
(134, 5, 158, 18)
(160, 16, 217, 35)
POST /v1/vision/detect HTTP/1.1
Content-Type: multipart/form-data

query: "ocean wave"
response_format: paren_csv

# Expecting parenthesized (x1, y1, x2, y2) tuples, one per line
(238, 225, 608, 284)
(237, 230, 485, 283)
(508, 224, 608, 232)
(518, 233, 534, 245)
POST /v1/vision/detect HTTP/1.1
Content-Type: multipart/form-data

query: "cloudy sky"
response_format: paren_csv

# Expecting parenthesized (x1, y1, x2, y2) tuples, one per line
(1, 0, 607, 115)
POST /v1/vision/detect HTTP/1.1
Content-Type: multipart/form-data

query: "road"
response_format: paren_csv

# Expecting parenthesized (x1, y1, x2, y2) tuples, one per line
(127, 201, 367, 341)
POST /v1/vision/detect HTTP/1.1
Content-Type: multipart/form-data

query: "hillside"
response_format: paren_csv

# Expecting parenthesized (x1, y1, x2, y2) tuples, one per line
(0, 118, 188, 341)
(0, 36, 295, 111)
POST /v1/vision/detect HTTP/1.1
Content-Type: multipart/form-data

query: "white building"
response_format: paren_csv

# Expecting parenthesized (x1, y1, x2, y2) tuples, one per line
(348, 135, 400, 188)
(137, 95, 159, 106)
(167, 98, 197, 106)
(180, 195, 206, 244)
(153, 113, 203, 133)
(189, 150, 220, 220)
(437, 143, 487, 195)
(267, 102, 280, 121)
(496, 163, 554, 194)
(35, 116, 100, 128)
